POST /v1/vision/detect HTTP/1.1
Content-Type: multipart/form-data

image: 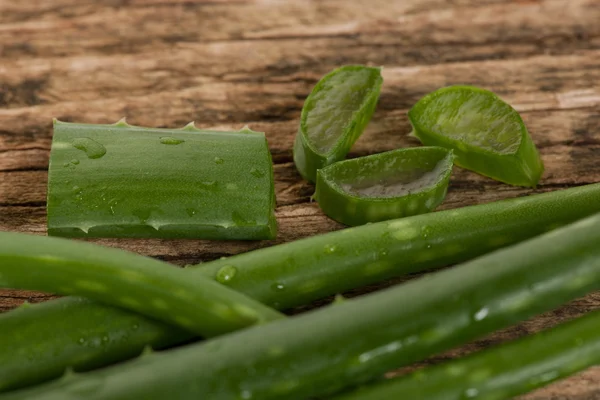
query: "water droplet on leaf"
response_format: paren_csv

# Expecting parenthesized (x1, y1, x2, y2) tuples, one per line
(214, 157, 224, 164)
(160, 137, 185, 145)
(216, 265, 237, 284)
(473, 307, 489, 321)
(72, 137, 106, 159)
(324, 244, 337, 254)
(199, 181, 217, 191)
(250, 168, 265, 178)
(271, 282, 285, 291)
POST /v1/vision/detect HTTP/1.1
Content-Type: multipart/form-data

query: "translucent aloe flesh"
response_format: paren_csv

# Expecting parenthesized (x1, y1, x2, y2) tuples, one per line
(7, 212, 600, 400)
(47, 120, 277, 239)
(3, 183, 600, 392)
(408, 85, 544, 187)
(315, 147, 453, 226)
(335, 309, 600, 400)
(293, 65, 383, 182)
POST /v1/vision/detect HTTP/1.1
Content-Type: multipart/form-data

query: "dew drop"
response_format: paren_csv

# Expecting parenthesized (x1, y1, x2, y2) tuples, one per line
(160, 136, 185, 145)
(271, 282, 285, 291)
(474, 307, 489, 321)
(72, 185, 82, 193)
(63, 162, 70, 168)
(71, 159, 80, 165)
(379, 249, 389, 257)
(426, 244, 432, 249)
(78, 338, 86, 345)
(216, 265, 238, 284)
(214, 157, 224, 164)
(186, 208, 197, 217)
(324, 244, 337, 254)
(464, 388, 479, 398)
(108, 198, 119, 215)
(72, 137, 106, 159)
(199, 181, 217, 191)
(250, 168, 265, 178)
(133, 208, 152, 223)
(421, 225, 432, 239)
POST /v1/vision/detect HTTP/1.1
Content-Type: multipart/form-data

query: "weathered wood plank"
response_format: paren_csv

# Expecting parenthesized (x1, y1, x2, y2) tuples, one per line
(1, 51, 599, 157)
(0, 0, 598, 63)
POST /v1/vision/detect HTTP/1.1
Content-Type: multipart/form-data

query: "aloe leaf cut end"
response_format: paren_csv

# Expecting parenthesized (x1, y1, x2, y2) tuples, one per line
(315, 146, 454, 225)
(294, 65, 383, 182)
(408, 85, 544, 187)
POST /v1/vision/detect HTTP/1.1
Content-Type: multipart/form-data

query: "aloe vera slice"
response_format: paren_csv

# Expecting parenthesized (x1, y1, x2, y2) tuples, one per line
(408, 85, 544, 187)
(47, 120, 277, 240)
(315, 147, 453, 226)
(293, 65, 383, 182)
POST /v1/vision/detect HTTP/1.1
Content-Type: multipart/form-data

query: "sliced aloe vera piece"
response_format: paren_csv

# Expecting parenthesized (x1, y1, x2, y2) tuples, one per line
(315, 147, 453, 226)
(294, 65, 383, 182)
(408, 85, 544, 187)
(47, 120, 277, 239)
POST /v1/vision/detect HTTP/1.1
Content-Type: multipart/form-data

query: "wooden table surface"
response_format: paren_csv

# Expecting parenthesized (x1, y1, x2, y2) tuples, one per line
(1, 0, 599, 398)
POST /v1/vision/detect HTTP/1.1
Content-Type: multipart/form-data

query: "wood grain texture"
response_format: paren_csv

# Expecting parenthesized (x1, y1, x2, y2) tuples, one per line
(0, 0, 599, 397)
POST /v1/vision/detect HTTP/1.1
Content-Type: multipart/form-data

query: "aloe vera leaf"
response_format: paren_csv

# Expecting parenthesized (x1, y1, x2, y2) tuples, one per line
(6, 211, 600, 400)
(47, 120, 277, 240)
(0, 231, 283, 338)
(0, 297, 192, 391)
(408, 85, 544, 187)
(2, 184, 600, 392)
(315, 146, 453, 226)
(334, 309, 600, 400)
(293, 65, 383, 182)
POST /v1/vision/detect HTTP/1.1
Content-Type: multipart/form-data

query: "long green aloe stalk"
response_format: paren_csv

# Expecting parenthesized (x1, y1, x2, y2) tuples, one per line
(334, 309, 600, 400)
(2, 183, 600, 392)
(5, 211, 600, 400)
(47, 120, 277, 239)
(0, 232, 283, 337)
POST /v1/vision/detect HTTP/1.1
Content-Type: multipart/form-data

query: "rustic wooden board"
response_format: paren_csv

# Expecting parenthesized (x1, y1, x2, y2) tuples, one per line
(1, 0, 599, 398)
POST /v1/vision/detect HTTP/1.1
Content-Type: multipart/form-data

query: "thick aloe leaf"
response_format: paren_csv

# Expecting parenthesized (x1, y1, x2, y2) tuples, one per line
(47, 120, 277, 240)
